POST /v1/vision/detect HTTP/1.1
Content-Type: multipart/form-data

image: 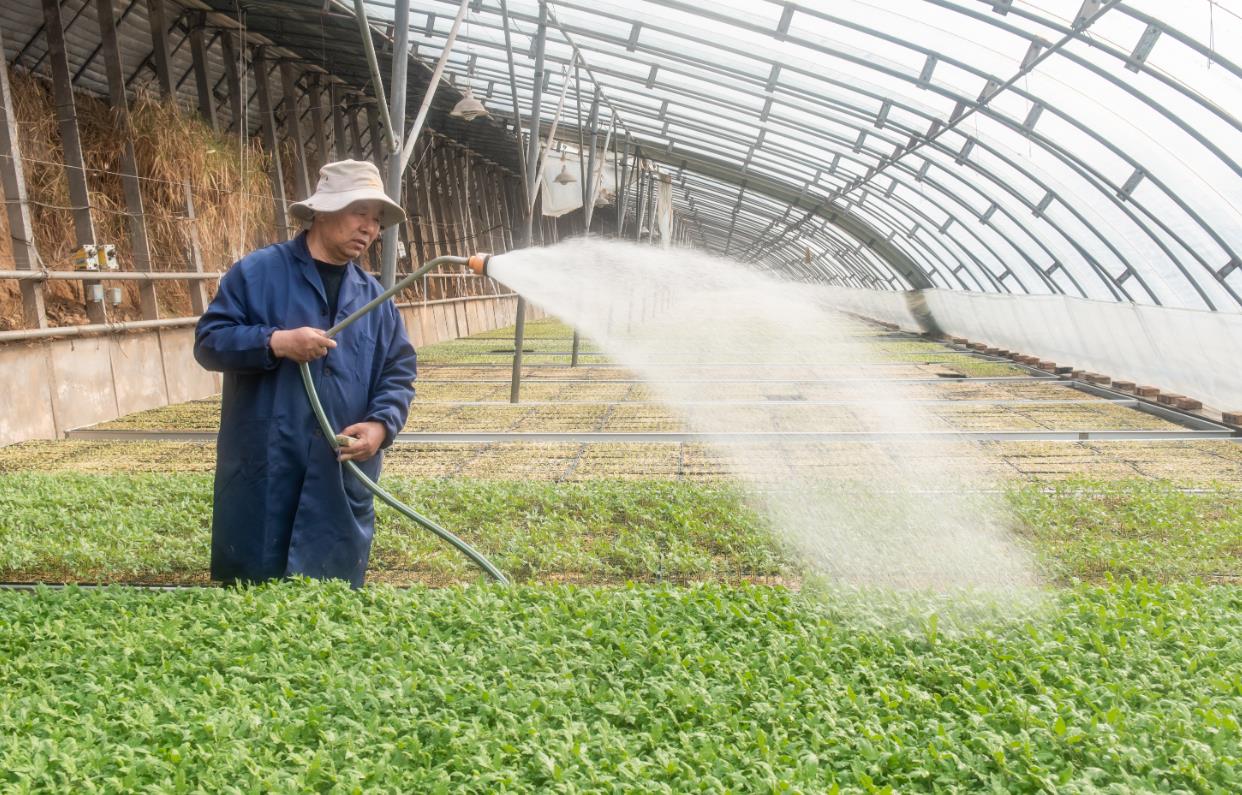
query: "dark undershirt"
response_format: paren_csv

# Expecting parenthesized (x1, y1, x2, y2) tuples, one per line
(314, 259, 346, 320)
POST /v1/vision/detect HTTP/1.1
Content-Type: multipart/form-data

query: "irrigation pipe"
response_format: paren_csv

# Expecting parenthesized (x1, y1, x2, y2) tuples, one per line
(299, 253, 508, 584)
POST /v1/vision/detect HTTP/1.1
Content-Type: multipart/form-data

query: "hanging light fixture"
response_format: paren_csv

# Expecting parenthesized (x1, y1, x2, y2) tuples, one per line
(451, 16, 489, 122)
(554, 162, 578, 185)
(554, 152, 577, 185)
(450, 86, 489, 121)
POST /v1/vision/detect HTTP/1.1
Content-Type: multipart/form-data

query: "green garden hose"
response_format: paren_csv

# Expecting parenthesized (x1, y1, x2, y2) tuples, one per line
(298, 254, 509, 585)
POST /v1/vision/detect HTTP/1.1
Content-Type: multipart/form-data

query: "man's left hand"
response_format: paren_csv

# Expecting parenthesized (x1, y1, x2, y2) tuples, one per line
(336, 421, 387, 462)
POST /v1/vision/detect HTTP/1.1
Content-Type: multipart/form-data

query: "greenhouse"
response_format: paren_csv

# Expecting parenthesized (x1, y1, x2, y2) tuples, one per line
(1, 0, 1240, 790)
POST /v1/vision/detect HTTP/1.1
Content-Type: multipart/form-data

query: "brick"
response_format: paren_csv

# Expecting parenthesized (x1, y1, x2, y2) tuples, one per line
(1112, 380, 1136, 392)
(1174, 397, 1203, 411)
(950, 337, 967, 345)
(1071, 370, 1085, 379)
(1223, 411, 1242, 426)
(1037, 360, 1056, 371)
(1136, 385, 1159, 398)
(1085, 373, 1112, 386)
(1157, 393, 1183, 406)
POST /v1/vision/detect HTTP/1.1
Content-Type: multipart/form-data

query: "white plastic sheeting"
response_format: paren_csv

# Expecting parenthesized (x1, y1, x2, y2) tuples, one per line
(818, 286, 1242, 411)
(538, 150, 618, 218)
(656, 175, 673, 247)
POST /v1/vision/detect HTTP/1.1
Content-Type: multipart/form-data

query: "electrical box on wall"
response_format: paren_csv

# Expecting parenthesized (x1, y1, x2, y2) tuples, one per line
(72, 244, 98, 271)
(72, 244, 118, 271)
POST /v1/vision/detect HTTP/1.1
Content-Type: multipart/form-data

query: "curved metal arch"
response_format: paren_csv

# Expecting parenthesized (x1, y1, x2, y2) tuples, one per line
(659, 147, 938, 288)
(438, 12, 1113, 298)
(561, 93, 1018, 293)
(910, 14, 1240, 309)
(599, 119, 949, 289)
(981, 0, 1242, 177)
(572, 35, 1145, 302)
(479, 6, 1168, 303)
(460, 49, 1130, 303)
(653, 97, 1051, 294)
(668, 133, 1004, 294)
(742, 171, 1011, 293)
(1116, 4, 1242, 83)
(792, 185, 1011, 294)
(775, 0, 1242, 304)
(776, 228, 899, 290)
(654, 13, 1165, 303)
(780, 0, 1237, 307)
(659, 171, 900, 283)
(662, 111, 1050, 297)
(740, 127, 1074, 297)
(537, 0, 1234, 306)
(409, 0, 1237, 307)
(528, 49, 1101, 300)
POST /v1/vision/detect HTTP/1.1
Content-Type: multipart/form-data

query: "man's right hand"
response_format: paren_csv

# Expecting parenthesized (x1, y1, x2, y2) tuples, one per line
(270, 327, 337, 363)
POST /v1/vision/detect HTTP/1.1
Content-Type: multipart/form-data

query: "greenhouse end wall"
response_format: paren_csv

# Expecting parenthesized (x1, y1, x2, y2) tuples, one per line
(819, 287, 1242, 413)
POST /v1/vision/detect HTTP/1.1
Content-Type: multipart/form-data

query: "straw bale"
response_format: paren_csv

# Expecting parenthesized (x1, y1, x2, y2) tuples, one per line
(0, 71, 274, 330)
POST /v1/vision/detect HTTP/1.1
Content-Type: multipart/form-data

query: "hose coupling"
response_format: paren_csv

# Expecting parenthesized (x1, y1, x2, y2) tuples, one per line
(466, 253, 492, 277)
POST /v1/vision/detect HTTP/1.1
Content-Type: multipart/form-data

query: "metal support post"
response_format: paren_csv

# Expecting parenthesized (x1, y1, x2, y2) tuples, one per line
(330, 82, 348, 160)
(513, 0, 548, 403)
(0, 25, 47, 328)
(151, 6, 211, 314)
(616, 135, 631, 237)
(633, 161, 647, 242)
(97, 0, 159, 319)
(182, 182, 209, 315)
(365, 100, 383, 170)
(583, 89, 600, 227)
(220, 30, 243, 134)
(381, 0, 410, 289)
(498, 0, 527, 189)
(188, 11, 217, 131)
(347, 103, 365, 159)
(253, 47, 289, 240)
(279, 60, 310, 199)
(43, 0, 103, 322)
(308, 73, 329, 176)
(396, 0, 467, 174)
(522, 0, 548, 248)
(143, 0, 174, 97)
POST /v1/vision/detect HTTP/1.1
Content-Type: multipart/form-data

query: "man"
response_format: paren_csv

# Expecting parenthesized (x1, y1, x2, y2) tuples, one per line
(194, 160, 417, 588)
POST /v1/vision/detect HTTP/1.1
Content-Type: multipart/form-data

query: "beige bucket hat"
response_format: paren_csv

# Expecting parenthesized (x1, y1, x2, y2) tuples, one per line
(289, 159, 406, 229)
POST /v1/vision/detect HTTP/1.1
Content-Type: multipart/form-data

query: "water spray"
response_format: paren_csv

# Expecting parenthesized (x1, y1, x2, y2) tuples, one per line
(300, 253, 508, 584)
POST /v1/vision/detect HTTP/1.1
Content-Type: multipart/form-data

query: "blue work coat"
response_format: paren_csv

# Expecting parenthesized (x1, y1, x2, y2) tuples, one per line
(194, 232, 417, 588)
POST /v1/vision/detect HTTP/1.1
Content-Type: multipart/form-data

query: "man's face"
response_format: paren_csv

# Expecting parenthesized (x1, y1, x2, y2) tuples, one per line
(314, 200, 383, 263)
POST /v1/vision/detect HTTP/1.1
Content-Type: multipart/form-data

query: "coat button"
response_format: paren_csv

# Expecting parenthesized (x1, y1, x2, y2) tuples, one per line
(324, 366, 333, 377)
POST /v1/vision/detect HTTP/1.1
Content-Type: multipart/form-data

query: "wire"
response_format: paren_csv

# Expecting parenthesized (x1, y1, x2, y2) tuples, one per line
(3, 197, 91, 212)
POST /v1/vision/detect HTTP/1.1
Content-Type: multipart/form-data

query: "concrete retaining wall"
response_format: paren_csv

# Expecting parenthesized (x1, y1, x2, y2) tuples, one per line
(0, 295, 538, 446)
